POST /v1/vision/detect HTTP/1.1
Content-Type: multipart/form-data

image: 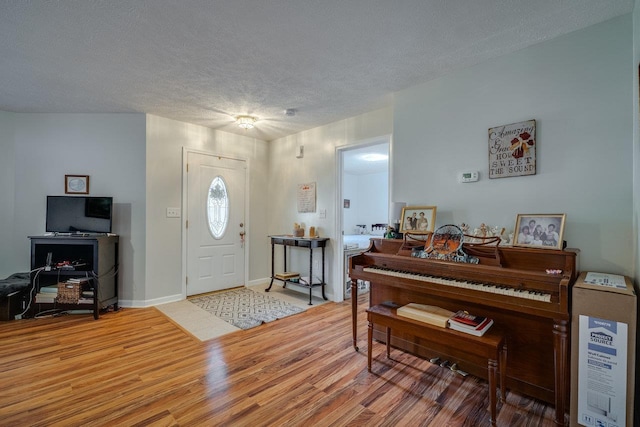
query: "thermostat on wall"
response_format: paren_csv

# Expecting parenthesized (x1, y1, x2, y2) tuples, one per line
(460, 171, 479, 183)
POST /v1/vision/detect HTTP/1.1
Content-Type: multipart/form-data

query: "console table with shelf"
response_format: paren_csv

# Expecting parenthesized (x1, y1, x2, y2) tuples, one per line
(266, 236, 330, 305)
(29, 235, 119, 319)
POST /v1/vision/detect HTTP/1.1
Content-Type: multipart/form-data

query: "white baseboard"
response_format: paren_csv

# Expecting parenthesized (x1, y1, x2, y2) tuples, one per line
(118, 293, 183, 308)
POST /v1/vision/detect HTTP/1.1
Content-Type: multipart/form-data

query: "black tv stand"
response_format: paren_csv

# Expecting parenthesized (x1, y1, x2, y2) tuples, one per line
(51, 232, 108, 237)
(29, 235, 119, 319)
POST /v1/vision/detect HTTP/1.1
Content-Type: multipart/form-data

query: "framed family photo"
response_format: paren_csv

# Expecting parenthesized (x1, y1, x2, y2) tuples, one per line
(513, 214, 566, 250)
(399, 206, 437, 234)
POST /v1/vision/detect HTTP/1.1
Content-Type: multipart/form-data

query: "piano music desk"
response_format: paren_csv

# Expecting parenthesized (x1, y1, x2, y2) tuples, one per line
(367, 304, 506, 426)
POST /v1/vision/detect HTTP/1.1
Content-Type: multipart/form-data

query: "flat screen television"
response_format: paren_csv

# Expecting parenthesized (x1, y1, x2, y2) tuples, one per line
(46, 196, 113, 234)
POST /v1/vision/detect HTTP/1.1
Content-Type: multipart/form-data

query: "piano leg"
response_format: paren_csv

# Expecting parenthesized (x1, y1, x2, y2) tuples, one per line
(488, 358, 498, 426)
(386, 326, 391, 358)
(367, 319, 372, 371)
(553, 319, 569, 426)
(500, 342, 507, 402)
(352, 278, 359, 351)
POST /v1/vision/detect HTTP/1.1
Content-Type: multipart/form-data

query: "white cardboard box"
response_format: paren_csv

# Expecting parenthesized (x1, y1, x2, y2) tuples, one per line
(570, 272, 636, 427)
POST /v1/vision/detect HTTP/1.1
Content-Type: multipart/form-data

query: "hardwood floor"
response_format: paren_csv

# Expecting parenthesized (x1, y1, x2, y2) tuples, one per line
(0, 295, 558, 426)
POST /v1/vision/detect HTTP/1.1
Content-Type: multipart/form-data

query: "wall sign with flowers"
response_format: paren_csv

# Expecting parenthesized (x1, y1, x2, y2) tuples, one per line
(488, 119, 536, 179)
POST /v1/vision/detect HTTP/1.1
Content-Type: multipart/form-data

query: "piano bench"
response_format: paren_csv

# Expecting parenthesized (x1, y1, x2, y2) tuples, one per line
(366, 304, 507, 426)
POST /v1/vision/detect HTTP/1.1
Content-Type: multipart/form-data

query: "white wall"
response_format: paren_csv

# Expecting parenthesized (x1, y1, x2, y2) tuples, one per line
(342, 173, 359, 232)
(268, 108, 393, 300)
(632, 4, 640, 422)
(0, 111, 16, 278)
(143, 115, 270, 305)
(394, 15, 633, 276)
(6, 113, 147, 301)
(1, 12, 635, 308)
(634, 0, 640, 286)
(343, 171, 389, 233)
(1, 112, 270, 308)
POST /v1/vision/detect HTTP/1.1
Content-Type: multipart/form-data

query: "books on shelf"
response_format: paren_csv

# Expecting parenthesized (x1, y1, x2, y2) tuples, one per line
(35, 285, 59, 303)
(448, 310, 494, 336)
(274, 272, 300, 281)
(35, 294, 56, 303)
(397, 303, 454, 328)
(66, 277, 91, 284)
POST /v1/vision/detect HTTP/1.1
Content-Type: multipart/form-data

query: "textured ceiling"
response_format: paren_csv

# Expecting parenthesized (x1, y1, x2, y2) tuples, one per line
(0, 0, 633, 141)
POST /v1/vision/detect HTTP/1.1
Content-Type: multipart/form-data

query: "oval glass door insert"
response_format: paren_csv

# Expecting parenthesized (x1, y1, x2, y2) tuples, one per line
(207, 176, 229, 239)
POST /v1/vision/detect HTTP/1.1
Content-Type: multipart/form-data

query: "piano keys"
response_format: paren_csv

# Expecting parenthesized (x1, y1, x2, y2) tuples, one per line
(362, 266, 553, 302)
(350, 238, 579, 426)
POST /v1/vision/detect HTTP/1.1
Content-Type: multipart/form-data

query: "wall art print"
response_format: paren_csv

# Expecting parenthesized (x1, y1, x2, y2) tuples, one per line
(488, 119, 536, 179)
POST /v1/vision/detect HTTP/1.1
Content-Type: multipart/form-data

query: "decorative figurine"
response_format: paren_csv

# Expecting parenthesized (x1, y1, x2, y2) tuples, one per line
(385, 226, 396, 239)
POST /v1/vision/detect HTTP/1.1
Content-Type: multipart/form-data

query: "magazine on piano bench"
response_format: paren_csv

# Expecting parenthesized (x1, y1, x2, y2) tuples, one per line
(448, 310, 494, 336)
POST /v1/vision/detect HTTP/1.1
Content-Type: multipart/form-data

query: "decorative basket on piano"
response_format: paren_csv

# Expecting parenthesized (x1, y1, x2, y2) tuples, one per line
(56, 282, 82, 304)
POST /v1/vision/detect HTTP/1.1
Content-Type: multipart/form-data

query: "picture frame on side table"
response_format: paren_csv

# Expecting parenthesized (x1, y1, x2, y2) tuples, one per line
(513, 214, 565, 249)
(65, 175, 90, 194)
(399, 206, 437, 234)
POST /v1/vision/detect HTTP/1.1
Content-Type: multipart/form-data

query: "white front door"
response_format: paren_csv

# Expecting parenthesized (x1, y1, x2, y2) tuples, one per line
(186, 151, 246, 296)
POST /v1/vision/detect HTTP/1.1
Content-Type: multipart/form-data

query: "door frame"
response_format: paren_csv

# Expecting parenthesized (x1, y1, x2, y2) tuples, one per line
(181, 147, 251, 299)
(333, 135, 392, 303)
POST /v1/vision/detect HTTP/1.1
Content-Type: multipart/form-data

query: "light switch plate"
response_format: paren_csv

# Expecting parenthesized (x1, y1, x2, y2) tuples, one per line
(166, 207, 181, 218)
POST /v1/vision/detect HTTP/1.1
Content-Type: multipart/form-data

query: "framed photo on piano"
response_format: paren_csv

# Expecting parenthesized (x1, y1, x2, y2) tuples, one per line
(513, 213, 566, 249)
(399, 206, 436, 234)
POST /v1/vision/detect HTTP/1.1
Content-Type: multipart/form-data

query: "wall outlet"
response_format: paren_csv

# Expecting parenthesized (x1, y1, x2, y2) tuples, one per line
(319, 209, 327, 219)
(166, 207, 181, 218)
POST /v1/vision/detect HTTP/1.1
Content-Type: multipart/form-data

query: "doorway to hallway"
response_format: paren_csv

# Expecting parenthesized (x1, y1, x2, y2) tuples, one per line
(336, 137, 390, 302)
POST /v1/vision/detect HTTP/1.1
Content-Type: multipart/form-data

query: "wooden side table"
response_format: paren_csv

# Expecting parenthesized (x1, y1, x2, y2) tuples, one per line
(266, 236, 330, 305)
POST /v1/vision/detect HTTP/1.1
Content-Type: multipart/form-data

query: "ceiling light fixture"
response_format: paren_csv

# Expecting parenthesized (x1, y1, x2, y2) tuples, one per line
(361, 153, 388, 162)
(236, 116, 256, 129)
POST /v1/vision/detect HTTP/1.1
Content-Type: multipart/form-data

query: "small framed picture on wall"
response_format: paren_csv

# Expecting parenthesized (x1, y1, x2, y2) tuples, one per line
(65, 175, 90, 194)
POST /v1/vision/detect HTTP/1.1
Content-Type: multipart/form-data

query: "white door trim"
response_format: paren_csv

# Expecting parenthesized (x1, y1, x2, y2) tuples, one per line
(181, 147, 251, 299)
(333, 135, 392, 304)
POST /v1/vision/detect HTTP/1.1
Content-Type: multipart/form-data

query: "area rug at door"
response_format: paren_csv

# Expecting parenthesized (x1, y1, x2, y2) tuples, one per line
(188, 287, 305, 330)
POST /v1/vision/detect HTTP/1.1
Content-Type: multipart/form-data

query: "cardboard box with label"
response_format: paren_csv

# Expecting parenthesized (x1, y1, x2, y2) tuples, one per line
(570, 272, 636, 427)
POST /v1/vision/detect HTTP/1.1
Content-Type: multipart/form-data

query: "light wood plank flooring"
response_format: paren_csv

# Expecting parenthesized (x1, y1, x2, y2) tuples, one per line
(0, 295, 558, 426)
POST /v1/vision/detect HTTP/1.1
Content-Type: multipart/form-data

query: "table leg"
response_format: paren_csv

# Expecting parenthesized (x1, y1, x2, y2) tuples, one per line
(266, 240, 275, 292)
(352, 278, 359, 351)
(308, 246, 313, 305)
(321, 246, 327, 300)
(282, 245, 288, 289)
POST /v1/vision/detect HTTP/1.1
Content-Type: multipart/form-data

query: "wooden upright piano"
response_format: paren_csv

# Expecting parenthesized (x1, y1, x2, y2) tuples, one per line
(349, 237, 579, 426)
